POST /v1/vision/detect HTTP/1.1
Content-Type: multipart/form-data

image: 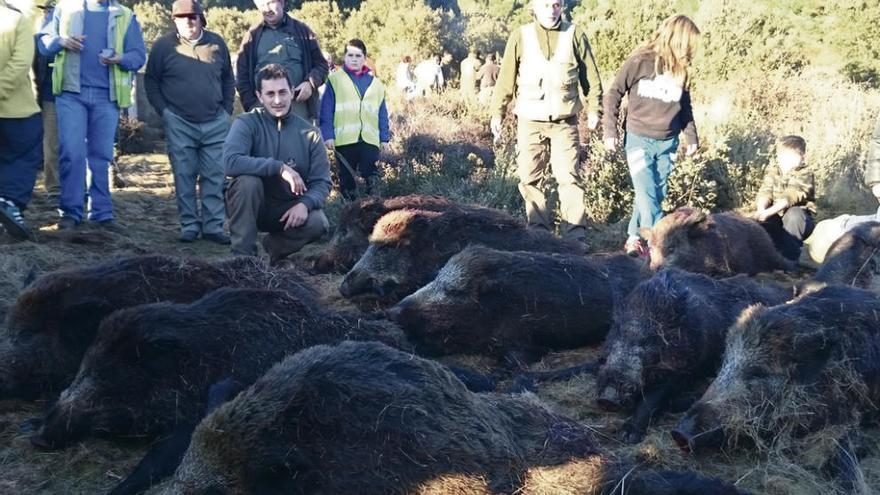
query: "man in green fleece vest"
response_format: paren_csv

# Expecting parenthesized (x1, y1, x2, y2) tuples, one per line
(490, 0, 602, 245)
(145, 0, 234, 244)
(224, 64, 331, 264)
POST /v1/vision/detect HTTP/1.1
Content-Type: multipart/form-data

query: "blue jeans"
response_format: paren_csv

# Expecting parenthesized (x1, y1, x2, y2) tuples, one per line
(56, 87, 120, 222)
(625, 132, 679, 238)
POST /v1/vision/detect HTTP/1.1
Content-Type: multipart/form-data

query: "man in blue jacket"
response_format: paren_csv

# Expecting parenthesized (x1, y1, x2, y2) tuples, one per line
(38, 0, 146, 230)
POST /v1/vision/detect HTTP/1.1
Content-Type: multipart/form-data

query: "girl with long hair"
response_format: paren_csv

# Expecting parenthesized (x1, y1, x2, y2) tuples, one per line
(603, 14, 701, 257)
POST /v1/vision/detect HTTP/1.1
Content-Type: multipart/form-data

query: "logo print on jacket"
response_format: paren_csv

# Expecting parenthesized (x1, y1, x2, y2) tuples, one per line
(636, 74, 682, 103)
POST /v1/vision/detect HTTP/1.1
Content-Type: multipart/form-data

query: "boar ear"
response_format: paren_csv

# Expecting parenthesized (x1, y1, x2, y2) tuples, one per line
(789, 330, 835, 383)
(359, 198, 387, 226)
(686, 212, 714, 237)
(639, 227, 653, 244)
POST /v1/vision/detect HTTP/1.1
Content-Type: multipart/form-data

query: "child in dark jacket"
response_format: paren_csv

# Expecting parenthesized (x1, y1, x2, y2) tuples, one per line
(319, 39, 390, 201)
(752, 135, 816, 261)
(602, 14, 701, 257)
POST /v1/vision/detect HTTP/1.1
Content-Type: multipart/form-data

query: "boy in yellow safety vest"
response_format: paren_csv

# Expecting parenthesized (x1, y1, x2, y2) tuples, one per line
(319, 39, 389, 201)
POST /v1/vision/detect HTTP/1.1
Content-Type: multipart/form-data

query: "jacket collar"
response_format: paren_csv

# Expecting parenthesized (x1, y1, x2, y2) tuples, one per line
(343, 64, 371, 77)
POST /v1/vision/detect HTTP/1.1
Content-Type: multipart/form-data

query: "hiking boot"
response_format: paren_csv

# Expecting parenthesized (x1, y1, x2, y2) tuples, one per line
(624, 236, 648, 258)
(202, 232, 231, 245)
(0, 197, 31, 240)
(179, 230, 198, 243)
(57, 216, 80, 230)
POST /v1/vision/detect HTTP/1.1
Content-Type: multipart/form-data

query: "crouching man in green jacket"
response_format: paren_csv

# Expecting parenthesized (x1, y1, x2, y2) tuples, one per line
(224, 63, 331, 264)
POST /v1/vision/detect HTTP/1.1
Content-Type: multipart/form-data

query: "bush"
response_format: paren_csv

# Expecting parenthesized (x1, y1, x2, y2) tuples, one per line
(344, 0, 451, 77)
(692, 0, 807, 83)
(204, 7, 261, 51)
(133, 2, 173, 49)
(292, 1, 346, 59)
(571, 0, 677, 76)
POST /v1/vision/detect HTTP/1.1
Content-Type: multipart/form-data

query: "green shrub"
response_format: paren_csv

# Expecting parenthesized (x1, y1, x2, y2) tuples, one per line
(133, 2, 173, 49)
(344, 0, 451, 77)
(204, 7, 261, 51)
(292, 1, 346, 59)
(692, 0, 807, 83)
(571, 0, 677, 76)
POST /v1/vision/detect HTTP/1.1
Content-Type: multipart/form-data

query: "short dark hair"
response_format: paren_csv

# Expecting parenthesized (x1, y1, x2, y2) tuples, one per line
(345, 39, 367, 57)
(778, 135, 806, 157)
(256, 63, 291, 91)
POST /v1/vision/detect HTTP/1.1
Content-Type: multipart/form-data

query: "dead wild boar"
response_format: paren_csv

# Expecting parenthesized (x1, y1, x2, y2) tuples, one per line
(388, 246, 648, 362)
(0, 255, 314, 401)
(643, 208, 793, 276)
(595, 269, 790, 443)
(310, 194, 464, 273)
(166, 341, 748, 495)
(339, 208, 585, 305)
(29, 287, 405, 450)
(801, 221, 880, 294)
(673, 285, 880, 455)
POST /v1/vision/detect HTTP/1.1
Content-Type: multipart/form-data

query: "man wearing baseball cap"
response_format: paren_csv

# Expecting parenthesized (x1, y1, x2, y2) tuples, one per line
(144, 0, 234, 244)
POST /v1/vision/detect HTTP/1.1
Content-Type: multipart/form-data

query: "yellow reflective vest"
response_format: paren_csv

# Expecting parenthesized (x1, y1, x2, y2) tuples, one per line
(328, 70, 384, 147)
(51, 0, 133, 108)
(513, 23, 581, 121)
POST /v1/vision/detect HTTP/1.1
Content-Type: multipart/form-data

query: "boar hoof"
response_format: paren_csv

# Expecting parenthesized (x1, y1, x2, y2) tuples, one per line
(617, 422, 646, 444)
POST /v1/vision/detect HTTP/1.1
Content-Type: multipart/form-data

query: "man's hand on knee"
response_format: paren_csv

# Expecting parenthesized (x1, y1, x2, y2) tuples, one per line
(280, 203, 309, 230)
(281, 164, 307, 195)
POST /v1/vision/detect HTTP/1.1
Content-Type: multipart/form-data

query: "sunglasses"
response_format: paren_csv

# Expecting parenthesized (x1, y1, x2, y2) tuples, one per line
(174, 14, 200, 20)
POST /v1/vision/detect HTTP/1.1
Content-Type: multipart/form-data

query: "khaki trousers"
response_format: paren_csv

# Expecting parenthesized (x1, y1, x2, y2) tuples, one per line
(226, 175, 328, 261)
(42, 100, 60, 195)
(516, 116, 587, 241)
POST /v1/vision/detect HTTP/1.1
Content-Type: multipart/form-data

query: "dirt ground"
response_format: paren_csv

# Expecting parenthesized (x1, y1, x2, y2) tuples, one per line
(0, 153, 878, 494)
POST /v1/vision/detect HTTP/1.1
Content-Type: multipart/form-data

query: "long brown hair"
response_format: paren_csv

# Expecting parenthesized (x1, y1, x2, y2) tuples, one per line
(640, 14, 700, 88)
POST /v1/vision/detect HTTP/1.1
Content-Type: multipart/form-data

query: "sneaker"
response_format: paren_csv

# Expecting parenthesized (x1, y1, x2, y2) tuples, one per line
(58, 216, 80, 230)
(179, 230, 198, 243)
(0, 197, 31, 240)
(202, 232, 231, 245)
(624, 236, 648, 258)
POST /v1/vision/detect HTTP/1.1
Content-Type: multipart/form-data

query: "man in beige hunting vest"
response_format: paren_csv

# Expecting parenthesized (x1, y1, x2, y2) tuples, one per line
(490, 0, 602, 245)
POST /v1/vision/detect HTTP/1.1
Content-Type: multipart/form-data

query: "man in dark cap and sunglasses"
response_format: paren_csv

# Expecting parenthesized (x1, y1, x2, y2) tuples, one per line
(144, 0, 234, 244)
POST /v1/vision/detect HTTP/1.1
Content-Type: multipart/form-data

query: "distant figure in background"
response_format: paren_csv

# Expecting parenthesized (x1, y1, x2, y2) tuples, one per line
(235, 0, 328, 122)
(320, 39, 390, 201)
(32, 0, 60, 200)
(866, 113, 880, 203)
(144, 0, 234, 244)
(752, 135, 816, 262)
(459, 49, 479, 99)
(414, 54, 443, 97)
(38, 0, 147, 231)
(491, 0, 603, 246)
(324, 51, 336, 73)
(476, 52, 499, 104)
(395, 55, 416, 98)
(602, 14, 700, 257)
(0, 0, 43, 240)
